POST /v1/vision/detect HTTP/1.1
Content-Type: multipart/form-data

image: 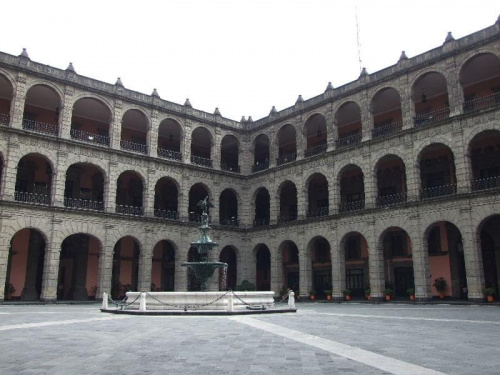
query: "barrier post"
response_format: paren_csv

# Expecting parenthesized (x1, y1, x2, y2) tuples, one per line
(139, 292, 147, 312)
(288, 290, 295, 309)
(102, 292, 108, 309)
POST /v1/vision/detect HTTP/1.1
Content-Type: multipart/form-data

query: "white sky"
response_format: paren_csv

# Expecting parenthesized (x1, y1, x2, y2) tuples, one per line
(2, 1, 499, 121)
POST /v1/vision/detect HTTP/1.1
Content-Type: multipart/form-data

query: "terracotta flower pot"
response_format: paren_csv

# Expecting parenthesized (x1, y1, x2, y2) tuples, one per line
(410, 295, 415, 301)
(439, 293, 445, 299)
(487, 295, 494, 302)
(310, 295, 316, 301)
(366, 295, 371, 300)
(345, 295, 351, 301)
(385, 295, 391, 301)
(326, 295, 332, 301)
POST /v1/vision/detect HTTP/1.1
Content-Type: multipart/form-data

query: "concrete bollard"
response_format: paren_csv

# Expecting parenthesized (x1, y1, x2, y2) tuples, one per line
(227, 293, 234, 312)
(139, 292, 147, 312)
(102, 292, 108, 310)
(288, 290, 295, 309)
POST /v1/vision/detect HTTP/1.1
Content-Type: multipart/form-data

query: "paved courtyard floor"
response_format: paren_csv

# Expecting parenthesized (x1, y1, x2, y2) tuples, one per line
(0, 302, 499, 374)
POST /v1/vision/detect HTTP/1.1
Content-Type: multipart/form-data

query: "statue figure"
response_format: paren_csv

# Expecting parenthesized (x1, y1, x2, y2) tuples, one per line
(197, 196, 214, 215)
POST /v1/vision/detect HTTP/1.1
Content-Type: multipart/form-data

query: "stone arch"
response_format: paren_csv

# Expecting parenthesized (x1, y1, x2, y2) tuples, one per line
(121, 106, 151, 129)
(24, 80, 65, 101)
(70, 93, 115, 123)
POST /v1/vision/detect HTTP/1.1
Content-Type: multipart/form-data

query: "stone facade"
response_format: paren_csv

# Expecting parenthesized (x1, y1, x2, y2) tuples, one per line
(0, 21, 500, 303)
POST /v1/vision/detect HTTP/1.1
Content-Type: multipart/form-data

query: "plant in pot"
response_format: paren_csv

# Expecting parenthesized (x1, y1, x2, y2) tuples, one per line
(484, 287, 496, 302)
(407, 287, 415, 301)
(324, 290, 332, 301)
(279, 286, 288, 299)
(6, 283, 15, 300)
(433, 277, 447, 299)
(343, 289, 352, 301)
(365, 288, 371, 300)
(384, 288, 394, 301)
(309, 290, 317, 300)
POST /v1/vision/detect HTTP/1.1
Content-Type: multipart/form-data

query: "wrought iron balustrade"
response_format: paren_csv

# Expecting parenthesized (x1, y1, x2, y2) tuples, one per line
(191, 155, 213, 168)
(0, 113, 9, 125)
(471, 176, 500, 191)
(376, 192, 407, 207)
(420, 183, 457, 200)
(277, 213, 297, 223)
(336, 133, 361, 149)
(307, 207, 329, 218)
(219, 218, 240, 227)
(115, 205, 143, 216)
(120, 140, 147, 154)
(372, 121, 402, 139)
(253, 218, 270, 227)
(70, 129, 110, 146)
(252, 160, 269, 173)
(221, 163, 240, 173)
(414, 107, 450, 128)
(157, 148, 182, 161)
(189, 212, 202, 222)
(463, 92, 500, 113)
(64, 197, 104, 210)
(23, 118, 58, 135)
(154, 209, 178, 220)
(14, 191, 50, 205)
(338, 200, 365, 213)
(304, 142, 327, 158)
(276, 152, 297, 166)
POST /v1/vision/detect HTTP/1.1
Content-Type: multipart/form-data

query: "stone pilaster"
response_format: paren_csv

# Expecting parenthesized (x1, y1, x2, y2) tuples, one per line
(60, 85, 74, 139)
(213, 128, 221, 170)
(110, 100, 123, 150)
(0, 226, 10, 301)
(105, 162, 118, 213)
(298, 243, 312, 298)
(412, 227, 432, 301)
(51, 150, 67, 207)
(364, 161, 377, 209)
(183, 122, 192, 164)
(360, 92, 373, 142)
(1, 140, 20, 201)
(368, 224, 385, 301)
(40, 221, 62, 302)
(331, 228, 345, 301)
(399, 74, 413, 130)
(10, 73, 28, 129)
(148, 110, 159, 158)
(96, 240, 114, 299)
(137, 231, 153, 292)
(143, 168, 155, 217)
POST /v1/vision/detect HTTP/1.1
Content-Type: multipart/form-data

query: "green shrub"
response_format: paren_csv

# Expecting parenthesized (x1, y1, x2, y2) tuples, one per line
(235, 280, 255, 291)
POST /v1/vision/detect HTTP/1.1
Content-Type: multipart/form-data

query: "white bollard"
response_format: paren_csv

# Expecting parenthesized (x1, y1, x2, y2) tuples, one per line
(139, 292, 147, 312)
(227, 293, 234, 312)
(288, 290, 295, 309)
(102, 292, 109, 310)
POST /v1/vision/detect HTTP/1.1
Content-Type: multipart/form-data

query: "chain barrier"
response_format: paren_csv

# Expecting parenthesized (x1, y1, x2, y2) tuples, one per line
(107, 293, 141, 310)
(144, 290, 231, 311)
(229, 290, 274, 310)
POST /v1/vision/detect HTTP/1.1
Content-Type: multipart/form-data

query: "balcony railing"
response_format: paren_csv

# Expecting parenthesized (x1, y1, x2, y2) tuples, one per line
(70, 129, 110, 146)
(189, 212, 202, 222)
(420, 183, 457, 200)
(157, 148, 182, 161)
(376, 192, 407, 207)
(23, 118, 58, 136)
(253, 218, 270, 227)
(307, 206, 329, 218)
(463, 92, 500, 113)
(304, 142, 327, 158)
(0, 113, 9, 125)
(338, 200, 365, 213)
(221, 163, 240, 173)
(414, 107, 450, 128)
(372, 121, 402, 139)
(14, 191, 50, 205)
(64, 197, 104, 210)
(336, 133, 362, 149)
(120, 140, 147, 154)
(191, 155, 213, 168)
(276, 152, 297, 166)
(252, 160, 269, 173)
(471, 176, 500, 192)
(219, 218, 240, 227)
(116, 205, 143, 216)
(277, 213, 297, 223)
(154, 209, 178, 220)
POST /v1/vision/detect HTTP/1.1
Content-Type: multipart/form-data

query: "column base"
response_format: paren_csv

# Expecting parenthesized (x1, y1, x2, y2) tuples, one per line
(415, 297, 432, 303)
(332, 296, 343, 303)
(40, 297, 57, 303)
(370, 296, 384, 303)
(469, 297, 484, 303)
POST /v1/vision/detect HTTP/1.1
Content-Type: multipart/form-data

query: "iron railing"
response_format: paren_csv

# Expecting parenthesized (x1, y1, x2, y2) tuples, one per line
(191, 155, 213, 168)
(372, 121, 402, 139)
(336, 133, 362, 149)
(70, 129, 110, 146)
(221, 163, 240, 173)
(277, 213, 297, 223)
(120, 140, 147, 154)
(252, 160, 269, 173)
(304, 142, 327, 158)
(420, 183, 457, 200)
(116, 205, 143, 216)
(276, 152, 297, 166)
(253, 218, 270, 227)
(0, 113, 9, 125)
(64, 197, 104, 210)
(307, 206, 329, 218)
(23, 118, 58, 135)
(219, 218, 240, 227)
(376, 192, 407, 207)
(463, 92, 500, 113)
(154, 209, 178, 220)
(414, 107, 450, 128)
(157, 148, 182, 161)
(338, 200, 365, 213)
(189, 212, 202, 222)
(471, 176, 500, 191)
(14, 191, 50, 205)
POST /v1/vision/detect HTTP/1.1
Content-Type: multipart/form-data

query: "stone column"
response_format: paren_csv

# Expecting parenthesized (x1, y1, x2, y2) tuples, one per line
(405, 156, 420, 202)
(452, 132, 470, 194)
(40, 225, 62, 302)
(329, 178, 340, 215)
(51, 150, 67, 207)
(213, 128, 221, 170)
(296, 184, 307, 220)
(298, 245, 312, 299)
(240, 139, 252, 175)
(148, 110, 159, 158)
(20, 232, 43, 300)
(331, 229, 345, 301)
(399, 75, 413, 131)
(96, 239, 114, 299)
(361, 92, 373, 142)
(269, 187, 279, 225)
(295, 122, 305, 161)
(143, 168, 155, 217)
(10, 72, 28, 129)
(326, 109, 335, 152)
(137, 232, 152, 292)
(106, 162, 118, 213)
(445, 64, 462, 116)
(368, 224, 385, 301)
(364, 162, 377, 209)
(59, 86, 74, 140)
(460, 208, 484, 302)
(0, 229, 10, 301)
(412, 229, 432, 301)
(110, 100, 123, 150)
(1, 141, 20, 201)
(269, 136, 278, 168)
(183, 123, 192, 164)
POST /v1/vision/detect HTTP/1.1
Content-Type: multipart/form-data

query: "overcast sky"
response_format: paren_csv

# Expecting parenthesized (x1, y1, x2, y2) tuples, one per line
(2, 1, 499, 121)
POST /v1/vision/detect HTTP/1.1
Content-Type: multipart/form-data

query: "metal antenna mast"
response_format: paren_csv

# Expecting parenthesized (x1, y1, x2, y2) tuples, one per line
(355, 6, 363, 73)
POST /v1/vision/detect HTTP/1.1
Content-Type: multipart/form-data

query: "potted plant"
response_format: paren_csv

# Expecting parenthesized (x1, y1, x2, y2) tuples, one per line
(484, 287, 496, 302)
(6, 283, 15, 300)
(309, 290, 317, 300)
(384, 288, 394, 301)
(279, 286, 288, 299)
(324, 290, 332, 301)
(365, 288, 371, 300)
(433, 277, 447, 299)
(407, 287, 415, 301)
(343, 289, 352, 301)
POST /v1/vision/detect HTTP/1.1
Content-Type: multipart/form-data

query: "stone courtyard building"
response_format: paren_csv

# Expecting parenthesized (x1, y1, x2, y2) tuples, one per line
(1, 19, 500, 303)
